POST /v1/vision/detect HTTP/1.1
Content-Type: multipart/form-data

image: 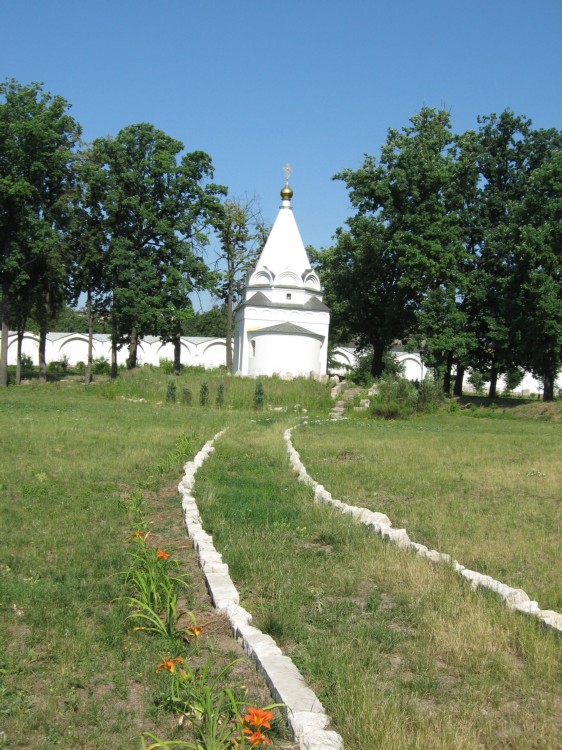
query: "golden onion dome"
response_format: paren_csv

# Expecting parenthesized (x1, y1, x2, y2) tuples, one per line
(280, 181, 293, 201)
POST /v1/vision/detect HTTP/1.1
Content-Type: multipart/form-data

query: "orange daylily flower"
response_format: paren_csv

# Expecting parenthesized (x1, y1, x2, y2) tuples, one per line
(156, 656, 184, 673)
(156, 549, 170, 561)
(131, 531, 150, 541)
(187, 626, 202, 638)
(243, 707, 273, 729)
(242, 728, 271, 746)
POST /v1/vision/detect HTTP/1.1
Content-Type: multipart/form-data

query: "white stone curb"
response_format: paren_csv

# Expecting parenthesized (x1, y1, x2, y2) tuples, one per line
(178, 429, 344, 750)
(284, 424, 562, 635)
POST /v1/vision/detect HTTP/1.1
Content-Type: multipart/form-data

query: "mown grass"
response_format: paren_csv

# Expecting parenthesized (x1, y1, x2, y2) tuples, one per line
(0, 383, 229, 749)
(194, 418, 561, 750)
(291, 413, 562, 610)
(1, 374, 560, 750)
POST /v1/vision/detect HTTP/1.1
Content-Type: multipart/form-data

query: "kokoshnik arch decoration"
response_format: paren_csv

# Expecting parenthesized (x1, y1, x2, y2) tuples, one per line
(232, 168, 330, 379)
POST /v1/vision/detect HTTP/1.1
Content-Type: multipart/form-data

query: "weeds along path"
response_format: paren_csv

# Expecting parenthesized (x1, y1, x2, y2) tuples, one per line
(193, 416, 562, 750)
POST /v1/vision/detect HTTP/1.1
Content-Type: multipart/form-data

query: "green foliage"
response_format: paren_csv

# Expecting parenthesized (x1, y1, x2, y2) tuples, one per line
(350, 350, 403, 385)
(0, 79, 82, 386)
(468, 370, 487, 395)
(253, 379, 265, 410)
(370, 375, 444, 419)
(182, 386, 193, 406)
(503, 368, 525, 395)
(92, 356, 111, 375)
(46, 356, 69, 374)
(166, 378, 177, 403)
(181, 306, 227, 337)
(199, 380, 209, 407)
(216, 381, 225, 407)
(159, 358, 175, 375)
(19, 354, 34, 370)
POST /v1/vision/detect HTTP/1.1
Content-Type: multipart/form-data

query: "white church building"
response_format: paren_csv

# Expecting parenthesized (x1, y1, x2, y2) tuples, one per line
(232, 173, 330, 379)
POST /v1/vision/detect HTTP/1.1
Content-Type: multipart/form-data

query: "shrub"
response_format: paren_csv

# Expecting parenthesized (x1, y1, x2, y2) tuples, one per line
(159, 358, 174, 374)
(181, 387, 193, 406)
(416, 377, 445, 412)
(468, 370, 486, 395)
(253, 380, 265, 410)
(74, 361, 86, 375)
(92, 356, 111, 375)
(199, 381, 209, 407)
(20, 354, 34, 371)
(166, 379, 177, 402)
(47, 355, 70, 374)
(349, 350, 404, 386)
(216, 381, 225, 407)
(370, 375, 443, 419)
(503, 368, 524, 396)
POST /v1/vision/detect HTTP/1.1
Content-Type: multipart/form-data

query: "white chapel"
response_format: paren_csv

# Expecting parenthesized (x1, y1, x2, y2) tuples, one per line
(232, 170, 330, 379)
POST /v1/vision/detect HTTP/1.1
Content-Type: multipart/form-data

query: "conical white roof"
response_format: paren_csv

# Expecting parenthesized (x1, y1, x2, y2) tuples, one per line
(254, 191, 312, 278)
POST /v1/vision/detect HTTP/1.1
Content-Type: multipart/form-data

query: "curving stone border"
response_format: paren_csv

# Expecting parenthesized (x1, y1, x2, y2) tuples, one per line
(284, 423, 562, 634)
(177, 430, 344, 750)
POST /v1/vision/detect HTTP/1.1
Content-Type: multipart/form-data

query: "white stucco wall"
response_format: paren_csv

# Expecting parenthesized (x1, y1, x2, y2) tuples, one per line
(248, 332, 323, 378)
(5, 332, 229, 370)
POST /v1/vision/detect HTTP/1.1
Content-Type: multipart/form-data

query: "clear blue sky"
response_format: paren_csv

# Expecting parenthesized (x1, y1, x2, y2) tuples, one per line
(2, 0, 561, 307)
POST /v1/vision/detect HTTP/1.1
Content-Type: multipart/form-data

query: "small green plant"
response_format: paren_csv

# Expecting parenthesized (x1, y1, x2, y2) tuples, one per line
(47, 356, 70, 374)
(144, 656, 280, 749)
(182, 387, 193, 406)
(200, 381, 209, 407)
(468, 370, 487, 395)
(253, 380, 264, 410)
(503, 368, 524, 396)
(159, 358, 174, 375)
(216, 381, 225, 408)
(166, 378, 177, 403)
(92, 356, 111, 375)
(20, 353, 34, 371)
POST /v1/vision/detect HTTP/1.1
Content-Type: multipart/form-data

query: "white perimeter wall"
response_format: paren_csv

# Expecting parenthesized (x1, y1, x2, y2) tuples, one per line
(5, 333, 229, 371)
(7, 333, 560, 395)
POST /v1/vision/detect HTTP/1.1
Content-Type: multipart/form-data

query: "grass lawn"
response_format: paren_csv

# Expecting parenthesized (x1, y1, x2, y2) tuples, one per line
(291, 412, 562, 610)
(0, 379, 293, 750)
(195, 414, 561, 750)
(1, 375, 560, 750)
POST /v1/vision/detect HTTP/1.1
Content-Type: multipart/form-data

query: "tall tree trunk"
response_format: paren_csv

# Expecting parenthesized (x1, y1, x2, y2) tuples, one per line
(127, 326, 137, 369)
(173, 331, 181, 375)
(16, 328, 24, 385)
(370, 345, 384, 378)
(0, 280, 9, 387)
(85, 288, 93, 384)
(488, 366, 498, 399)
(111, 312, 118, 379)
(38, 291, 49, 383)
(543, 369, 554, 402)
(226, 286, 233, 372)
(38, 319, 47, 383)
(453, 364, 464, 397)
(443, 351, 453, 395)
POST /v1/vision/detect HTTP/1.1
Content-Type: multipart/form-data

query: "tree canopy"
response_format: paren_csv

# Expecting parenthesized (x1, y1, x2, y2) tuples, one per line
(316, 107, 562, 398)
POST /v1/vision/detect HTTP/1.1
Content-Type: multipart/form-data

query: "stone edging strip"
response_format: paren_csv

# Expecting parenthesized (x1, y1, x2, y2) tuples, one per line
(177, 430, 344, 750)
(284, 423, 562, 635)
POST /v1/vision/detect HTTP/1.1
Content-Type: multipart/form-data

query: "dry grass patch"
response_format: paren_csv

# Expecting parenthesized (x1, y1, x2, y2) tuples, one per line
(293, 414, 562, 609)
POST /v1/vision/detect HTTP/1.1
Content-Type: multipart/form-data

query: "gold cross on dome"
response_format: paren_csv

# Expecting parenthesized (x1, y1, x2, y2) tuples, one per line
(283, 163, 293, 182)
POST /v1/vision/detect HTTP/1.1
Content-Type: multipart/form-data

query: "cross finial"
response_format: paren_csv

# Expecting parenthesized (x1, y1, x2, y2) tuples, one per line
(283, 163, 293, 183)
